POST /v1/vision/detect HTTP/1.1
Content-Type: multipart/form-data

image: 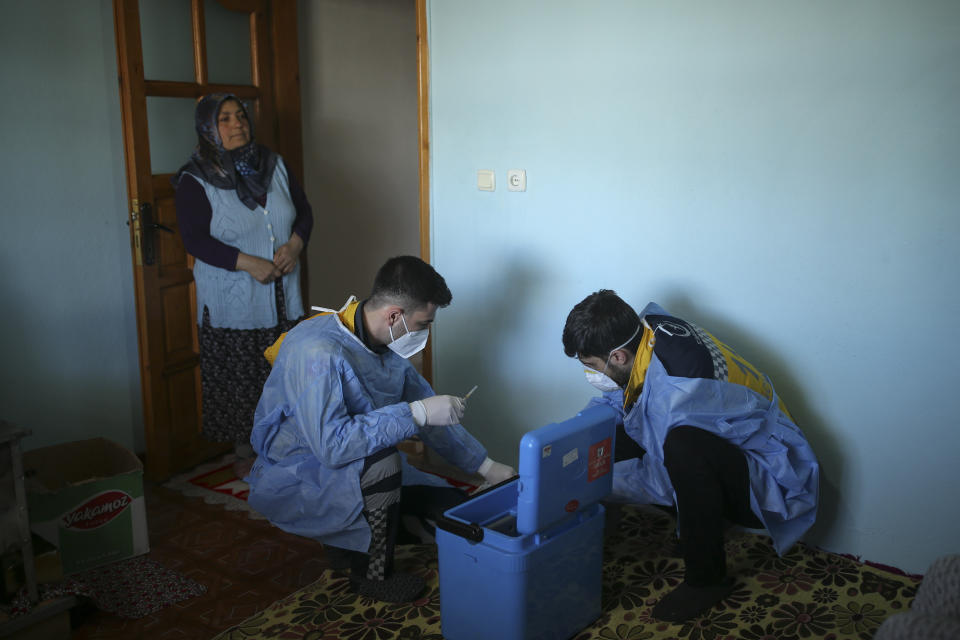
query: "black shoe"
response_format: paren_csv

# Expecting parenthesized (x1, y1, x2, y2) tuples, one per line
(652, 578, 735, 622)
(350, 572, 425, 603)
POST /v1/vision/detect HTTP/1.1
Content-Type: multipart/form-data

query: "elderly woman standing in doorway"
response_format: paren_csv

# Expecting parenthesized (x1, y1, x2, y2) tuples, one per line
(173, 93, 313, 476)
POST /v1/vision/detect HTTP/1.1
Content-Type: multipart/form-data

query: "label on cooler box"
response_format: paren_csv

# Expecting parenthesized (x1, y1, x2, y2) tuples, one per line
(587, 437, 612, 482)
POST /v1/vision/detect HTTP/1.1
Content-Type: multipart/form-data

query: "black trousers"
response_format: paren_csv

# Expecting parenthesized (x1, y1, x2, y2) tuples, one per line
(350, 452, 468, 578)
(616, 423, 762, 586)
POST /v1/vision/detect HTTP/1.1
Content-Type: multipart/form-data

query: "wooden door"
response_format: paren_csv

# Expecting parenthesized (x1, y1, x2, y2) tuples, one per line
(113, 0, 303, 480)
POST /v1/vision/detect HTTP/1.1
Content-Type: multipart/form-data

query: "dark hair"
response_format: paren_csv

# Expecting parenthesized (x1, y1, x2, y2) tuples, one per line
(562, 289, 641, 359)
(368, 256, 452, 310)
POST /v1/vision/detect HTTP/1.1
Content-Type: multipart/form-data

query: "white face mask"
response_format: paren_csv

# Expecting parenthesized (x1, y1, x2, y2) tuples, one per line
(387, 314, 429, 359)
(582, 324, 641, 392)
(584, 369, 620, 392)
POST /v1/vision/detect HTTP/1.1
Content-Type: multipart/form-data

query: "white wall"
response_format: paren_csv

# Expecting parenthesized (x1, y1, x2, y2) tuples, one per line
(0, 0, 143, 453)
(299, 0, 421, 307)
(427, 0, 960, 574)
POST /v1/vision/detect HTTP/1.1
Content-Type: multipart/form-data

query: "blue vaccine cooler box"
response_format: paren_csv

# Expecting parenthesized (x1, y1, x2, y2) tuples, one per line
(436, 405, 618, 640)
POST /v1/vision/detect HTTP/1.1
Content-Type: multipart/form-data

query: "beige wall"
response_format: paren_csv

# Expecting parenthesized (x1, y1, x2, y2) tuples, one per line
(298, 0, 420, 308)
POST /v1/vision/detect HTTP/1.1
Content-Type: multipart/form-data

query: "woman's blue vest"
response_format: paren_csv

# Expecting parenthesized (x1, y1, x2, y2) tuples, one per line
(188, 158, 304, 329)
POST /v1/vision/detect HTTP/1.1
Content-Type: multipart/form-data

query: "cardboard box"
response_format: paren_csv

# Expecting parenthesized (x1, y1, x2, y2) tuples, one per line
(22, 438, 148, 575)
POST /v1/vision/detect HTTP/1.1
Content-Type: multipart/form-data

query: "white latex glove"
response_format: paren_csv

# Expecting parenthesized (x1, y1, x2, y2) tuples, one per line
(477, 457, 516, 484)
(409, 395, 465, 427)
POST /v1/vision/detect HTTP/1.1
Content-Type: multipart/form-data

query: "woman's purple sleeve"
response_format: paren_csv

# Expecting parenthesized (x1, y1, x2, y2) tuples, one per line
(174, 175, 240, 270)
(288, 170, 314, 243)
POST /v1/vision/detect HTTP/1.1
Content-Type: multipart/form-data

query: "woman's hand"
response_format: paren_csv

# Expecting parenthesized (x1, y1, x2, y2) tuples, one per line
(273, 233, 304, 274)
(236, 253, 282, 284)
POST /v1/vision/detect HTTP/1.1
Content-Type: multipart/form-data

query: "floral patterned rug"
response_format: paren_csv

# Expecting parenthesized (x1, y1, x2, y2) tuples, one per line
(212, 505, 920, 640)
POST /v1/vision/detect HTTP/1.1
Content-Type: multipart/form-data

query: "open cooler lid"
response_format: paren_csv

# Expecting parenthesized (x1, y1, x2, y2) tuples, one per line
(515, 405, 618, 535)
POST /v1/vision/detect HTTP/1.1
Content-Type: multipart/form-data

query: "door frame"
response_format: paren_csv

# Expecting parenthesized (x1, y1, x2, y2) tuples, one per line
(416, 0, 434, 383)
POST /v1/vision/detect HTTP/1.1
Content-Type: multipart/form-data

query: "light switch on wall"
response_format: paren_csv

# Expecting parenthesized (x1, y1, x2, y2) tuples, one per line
(507, 169, 526, 192)
(477, 169, 495, 191)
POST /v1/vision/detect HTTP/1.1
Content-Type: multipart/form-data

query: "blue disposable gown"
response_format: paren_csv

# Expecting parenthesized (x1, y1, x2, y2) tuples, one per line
(591, 303, 819, 556)
(246, 312, 488, 552)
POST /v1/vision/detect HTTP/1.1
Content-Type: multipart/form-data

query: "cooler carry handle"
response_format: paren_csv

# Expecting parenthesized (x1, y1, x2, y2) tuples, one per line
(435, 515, 484, 542)
(434, 476, 518, 542)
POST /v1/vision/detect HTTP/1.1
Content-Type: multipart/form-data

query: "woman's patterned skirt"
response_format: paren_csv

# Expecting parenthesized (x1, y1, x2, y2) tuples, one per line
(198, 279, 303, 443)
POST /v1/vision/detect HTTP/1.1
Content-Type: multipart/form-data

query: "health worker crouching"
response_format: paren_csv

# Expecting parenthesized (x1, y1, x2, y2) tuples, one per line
(563, 290, 819, 623)
(172, 93, 313, 475)
(247, 256, 515, 603)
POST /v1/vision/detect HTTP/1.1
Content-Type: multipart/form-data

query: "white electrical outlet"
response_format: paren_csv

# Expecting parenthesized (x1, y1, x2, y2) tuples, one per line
(507, 169, 526, 192)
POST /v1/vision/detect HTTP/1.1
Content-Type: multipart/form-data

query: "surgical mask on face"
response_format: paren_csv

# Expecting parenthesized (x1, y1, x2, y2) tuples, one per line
(584, 369, 620, 392)
(582, 324, 642, 392)
(387, 314, 429, 359)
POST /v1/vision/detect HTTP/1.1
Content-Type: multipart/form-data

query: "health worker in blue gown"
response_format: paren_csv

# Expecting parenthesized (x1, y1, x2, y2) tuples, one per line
(247, 256, 515, 603)
(563, 290, 819, 623)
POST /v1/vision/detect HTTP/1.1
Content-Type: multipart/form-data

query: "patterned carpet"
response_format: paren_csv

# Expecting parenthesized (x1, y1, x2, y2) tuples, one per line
(4, 555, 206, 621)
(70, 483, 333, 640)
(212, 505, 920, 640)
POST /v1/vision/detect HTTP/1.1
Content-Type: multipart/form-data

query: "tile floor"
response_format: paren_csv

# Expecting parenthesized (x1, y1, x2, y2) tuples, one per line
(70, 481, 332, 639)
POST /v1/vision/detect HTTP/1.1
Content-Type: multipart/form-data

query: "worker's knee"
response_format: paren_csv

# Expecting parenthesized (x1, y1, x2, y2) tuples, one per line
(663, 425, 712, 469)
